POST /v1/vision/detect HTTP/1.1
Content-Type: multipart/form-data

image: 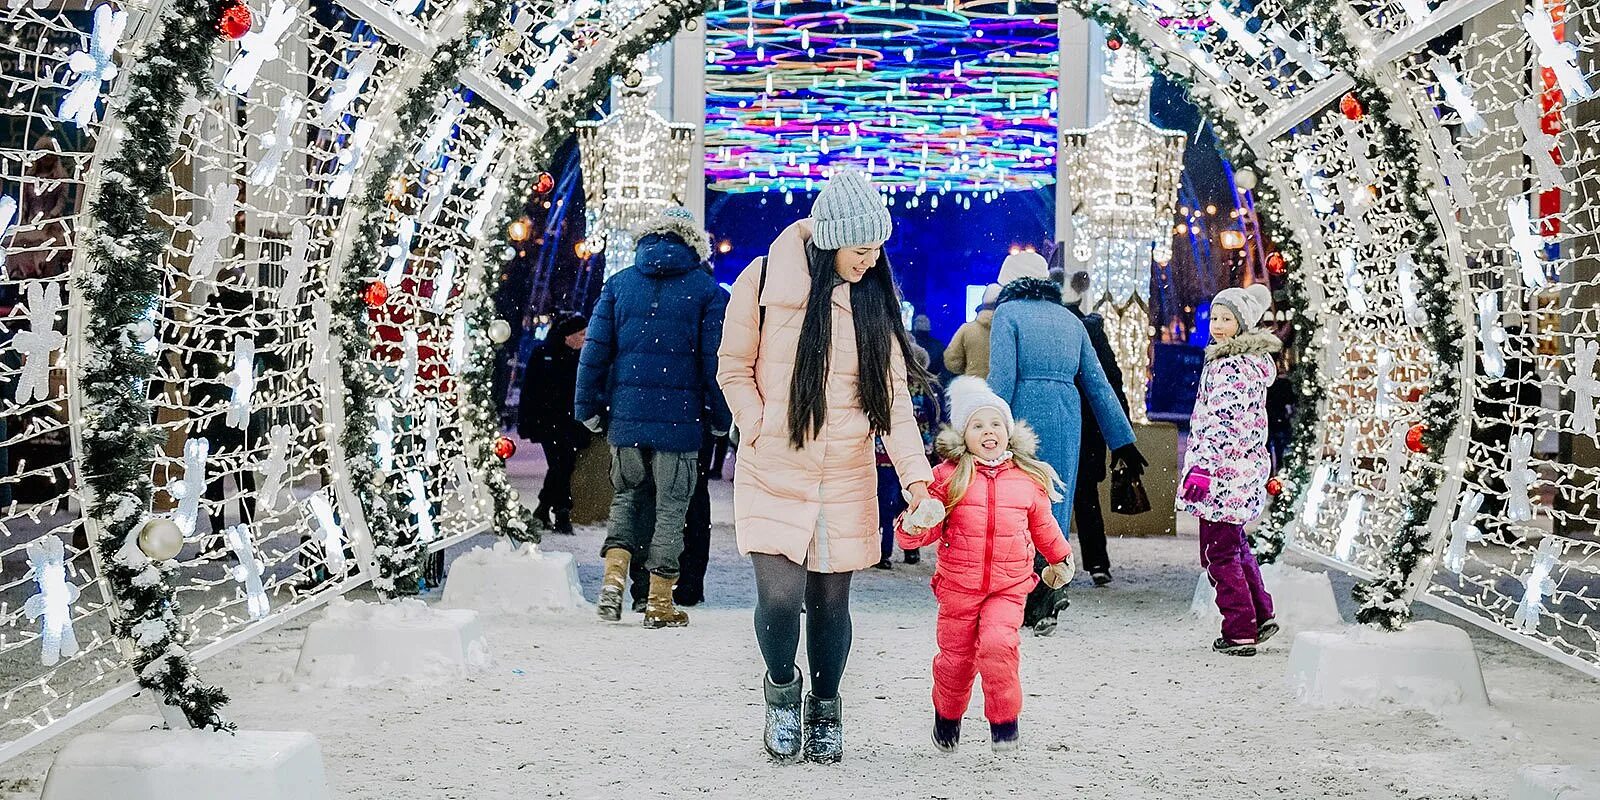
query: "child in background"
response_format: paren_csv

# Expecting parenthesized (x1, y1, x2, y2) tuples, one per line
(898, 377, 1073, 752)
(1180, 284, 1281, 657)
(875, 344, 942, 569)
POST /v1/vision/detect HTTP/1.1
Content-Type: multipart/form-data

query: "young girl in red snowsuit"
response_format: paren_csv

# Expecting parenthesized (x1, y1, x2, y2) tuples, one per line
(898, 377, 1074, 753)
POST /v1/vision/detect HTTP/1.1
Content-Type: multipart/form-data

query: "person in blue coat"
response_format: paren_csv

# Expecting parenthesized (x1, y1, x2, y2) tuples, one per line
(574, 207, 731, 629)
(987, 252, 1145, 635)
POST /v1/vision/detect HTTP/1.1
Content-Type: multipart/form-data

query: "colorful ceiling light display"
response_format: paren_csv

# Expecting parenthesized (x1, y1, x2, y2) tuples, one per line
(704, 0, 1060, 199)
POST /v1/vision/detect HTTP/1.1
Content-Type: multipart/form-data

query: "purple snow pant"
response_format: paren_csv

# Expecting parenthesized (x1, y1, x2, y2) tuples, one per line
(1200, 520, 1275, 643)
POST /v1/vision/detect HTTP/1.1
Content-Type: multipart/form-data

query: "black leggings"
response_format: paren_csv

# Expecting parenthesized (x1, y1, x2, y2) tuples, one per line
(752, 553, 853, 699)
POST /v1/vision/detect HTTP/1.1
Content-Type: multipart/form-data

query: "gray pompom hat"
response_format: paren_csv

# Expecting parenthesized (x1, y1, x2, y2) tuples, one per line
(810, 170, 893, 250)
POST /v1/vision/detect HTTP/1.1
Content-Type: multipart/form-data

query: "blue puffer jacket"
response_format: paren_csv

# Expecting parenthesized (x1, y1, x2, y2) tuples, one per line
(574, 233, 732, 452)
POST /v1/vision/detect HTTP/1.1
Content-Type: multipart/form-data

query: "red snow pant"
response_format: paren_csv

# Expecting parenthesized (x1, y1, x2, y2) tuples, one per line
(931, 576, 1029, 725)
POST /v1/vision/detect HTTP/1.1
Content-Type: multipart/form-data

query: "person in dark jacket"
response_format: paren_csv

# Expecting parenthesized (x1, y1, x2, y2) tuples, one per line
(518, 313, 590, 535)
(575, 207, 731, 628)
(911, 314, 949, 383)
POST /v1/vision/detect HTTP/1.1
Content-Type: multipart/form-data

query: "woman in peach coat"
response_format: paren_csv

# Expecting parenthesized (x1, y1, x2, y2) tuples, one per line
(717, 170, 933, 764)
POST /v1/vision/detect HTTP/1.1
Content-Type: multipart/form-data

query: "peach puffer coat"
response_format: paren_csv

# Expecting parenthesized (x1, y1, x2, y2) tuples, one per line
(716, 220, 934, 573)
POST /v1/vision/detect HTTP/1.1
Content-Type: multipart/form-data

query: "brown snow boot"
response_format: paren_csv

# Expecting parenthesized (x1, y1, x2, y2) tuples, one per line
(597, 548, 630, 622)
(642, 574, 689, 629)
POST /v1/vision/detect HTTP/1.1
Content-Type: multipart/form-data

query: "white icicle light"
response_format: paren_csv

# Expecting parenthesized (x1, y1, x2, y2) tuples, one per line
(13, 282, 66, 404)
(224, 525, 270, 620)
(1339, 248, 1369, 315)
(1295, 152, 1334, 215)
(1573, 340, 1599, 440)
(1396, 253, 1425, 328)
(0, 194, 16, 278)
(309, 300, 333, 385)
(309, 488, 347, 576)
(374, 399, 396, 471)
(423, 401, 441, 466)
(248, 96, 304, 186)
(406, 471, 437, 543)
(187, 183, 239, 289)
(399, 330, 420, 399)
(1506, 196, 1549, 290)
(168, 437, 210, 536)
(24, 537, 80, 666)
(385, 216, 417, 287)
(432, 251, 458, 313)
(1506, 431, 1537, 523)
(448, 311, 469, 373)
(57, 5, 126, 128)
(1207, 1, 1264, 57)
(314, 48, 378, 126)
(224, 334, 255, 430)
(277, 222, 312, 311)
(418, 95, 465, 165)
(1299, 464, 1331, 531)
(1515, 98, 1565, 191)
(221, 0, 296, 95)
(1525, 5, 1594, 101)
(1428, 57, 1485, 136)
(1375, 347, 1396, 419)
(421, 160, 461, 224)
(1442, 490, 1485, 574)
(1334, 493, 1366, 562)
(1514, 537, 1561, 631)
(1476, 291, 1506, 378)
(466, 127, 504, 187)
(257, 425, 292, 513)
(329, 119, 376, 199)
(1336, 419, 1359, 485)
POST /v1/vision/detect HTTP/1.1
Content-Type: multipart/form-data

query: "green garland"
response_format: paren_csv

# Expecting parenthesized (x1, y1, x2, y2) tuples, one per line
(1073, 0, 1321, 565)
(331, 0, 512, 596)
(80, 0, 232, 728)
(1276, 0, 1465, 629)
(461, 0, 708, 544)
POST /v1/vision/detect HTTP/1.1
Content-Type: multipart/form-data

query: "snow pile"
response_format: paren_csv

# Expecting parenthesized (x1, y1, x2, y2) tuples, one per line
(441, 539, 589, 614)
(42, 715, 328, 800)
(1285, 621, 1489, 711)
(293, 598, 489, 687)
(1512, 766, 1600, 800)
(1189, 562, 1343, 631)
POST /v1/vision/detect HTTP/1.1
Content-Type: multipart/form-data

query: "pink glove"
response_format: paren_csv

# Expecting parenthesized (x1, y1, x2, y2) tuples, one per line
(1181, 468, 1212, 502)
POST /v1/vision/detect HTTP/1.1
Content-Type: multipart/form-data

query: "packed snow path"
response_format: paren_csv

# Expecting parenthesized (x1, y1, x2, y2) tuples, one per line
(3, 455, 1600, 799)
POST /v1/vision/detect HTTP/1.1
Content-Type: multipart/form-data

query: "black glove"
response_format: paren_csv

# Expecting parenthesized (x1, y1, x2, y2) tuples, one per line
(1112, 443, 1147, 477)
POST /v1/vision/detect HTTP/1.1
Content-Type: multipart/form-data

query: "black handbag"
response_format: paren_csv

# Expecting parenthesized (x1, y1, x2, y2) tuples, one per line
(1109, 461, 1152, 516)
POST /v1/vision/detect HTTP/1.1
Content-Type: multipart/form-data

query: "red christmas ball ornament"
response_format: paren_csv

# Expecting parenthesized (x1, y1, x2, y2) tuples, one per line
(1405, 424, 1426, 454)
(493, 436, 517, 460)
(1266, 252, 1287, 276)
(363, 280, 389, 308)
(1107, 38, 1123, 51)
(1405, 386, 1424, 403)
(1340, 92, 1365, 121)
(1266, 476, 1283, 497)
(217, 0, 253, 40)
(534, 172, 555, 194)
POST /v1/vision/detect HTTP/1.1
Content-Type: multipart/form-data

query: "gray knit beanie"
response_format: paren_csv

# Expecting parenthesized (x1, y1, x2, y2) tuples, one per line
(811, 170, 892, 250)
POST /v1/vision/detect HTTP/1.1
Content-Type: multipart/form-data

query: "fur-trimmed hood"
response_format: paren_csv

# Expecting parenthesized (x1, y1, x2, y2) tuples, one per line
(996, 277, 1063, 306)
(1204, 328, 1282, 362)
(636, 210, 711, 263)
(936, 418, 1043, 462)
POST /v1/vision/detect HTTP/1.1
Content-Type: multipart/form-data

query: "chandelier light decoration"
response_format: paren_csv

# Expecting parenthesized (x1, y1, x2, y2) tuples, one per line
(703, 0, 1059, 203)
(1060, 47, 1185, 422)
(577, 54, 697, 278)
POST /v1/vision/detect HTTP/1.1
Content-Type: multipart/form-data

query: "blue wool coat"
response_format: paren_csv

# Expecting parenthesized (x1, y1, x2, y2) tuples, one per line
(574, 234, 731, 453)
(988, 279, 1136, 533)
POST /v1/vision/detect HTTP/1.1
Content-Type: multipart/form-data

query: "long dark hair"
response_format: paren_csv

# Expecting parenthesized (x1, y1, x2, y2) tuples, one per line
(787, 242, 927, 449)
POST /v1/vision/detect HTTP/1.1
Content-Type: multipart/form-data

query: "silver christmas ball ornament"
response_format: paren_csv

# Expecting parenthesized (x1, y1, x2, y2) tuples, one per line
(137, 517, 185, 561)
(1235, 166, 1258, 192)
(488, 319, 512, 344)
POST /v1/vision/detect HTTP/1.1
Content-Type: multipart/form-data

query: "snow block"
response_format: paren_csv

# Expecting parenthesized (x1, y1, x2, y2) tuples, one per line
(1511, 766, 1600, 800)
(1285, 621, 1489, 710)
(1190, 563, 1343, 631)
(41, 715, 328, 800)
(441, 539, 588, 614)
(295, 598, 488, 686)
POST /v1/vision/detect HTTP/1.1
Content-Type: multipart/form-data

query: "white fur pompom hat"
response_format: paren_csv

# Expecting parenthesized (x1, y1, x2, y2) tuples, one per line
(947, 376, 1014, 434)
(1212, 283, 1273, 328)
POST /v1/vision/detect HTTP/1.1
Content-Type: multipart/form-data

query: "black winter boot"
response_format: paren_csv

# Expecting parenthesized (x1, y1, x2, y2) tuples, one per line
(803, 694, 843, 764)
(932, 715, 960, 753)
(990, 720, 1019, 753)
(763, 672, 803, 763)
(552, 508, 574, 535)
(533, 503, 552, 529)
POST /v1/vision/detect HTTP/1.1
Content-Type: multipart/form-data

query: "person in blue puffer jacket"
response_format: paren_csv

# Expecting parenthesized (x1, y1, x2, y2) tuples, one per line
(575, 207, 732, 629)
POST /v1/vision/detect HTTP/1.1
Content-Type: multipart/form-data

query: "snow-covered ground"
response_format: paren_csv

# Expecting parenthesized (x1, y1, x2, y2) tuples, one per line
(4, 454, 1600, 799)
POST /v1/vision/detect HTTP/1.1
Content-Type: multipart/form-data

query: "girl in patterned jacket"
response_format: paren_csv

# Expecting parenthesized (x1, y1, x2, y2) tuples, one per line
(898, 377, 1073, 752)
(1180, 284, 1282, 656)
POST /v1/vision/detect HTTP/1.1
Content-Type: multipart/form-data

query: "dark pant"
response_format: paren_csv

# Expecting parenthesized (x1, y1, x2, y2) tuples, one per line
(752, 553, 853, 699)
(1200, 519, 1275, 642)
(877, 465, 907, 562)
(538, 439, 580, 512)
(601, 446, 698, 578)
(1024, 479, 1105, 625)
(676, 465, 713, 600)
